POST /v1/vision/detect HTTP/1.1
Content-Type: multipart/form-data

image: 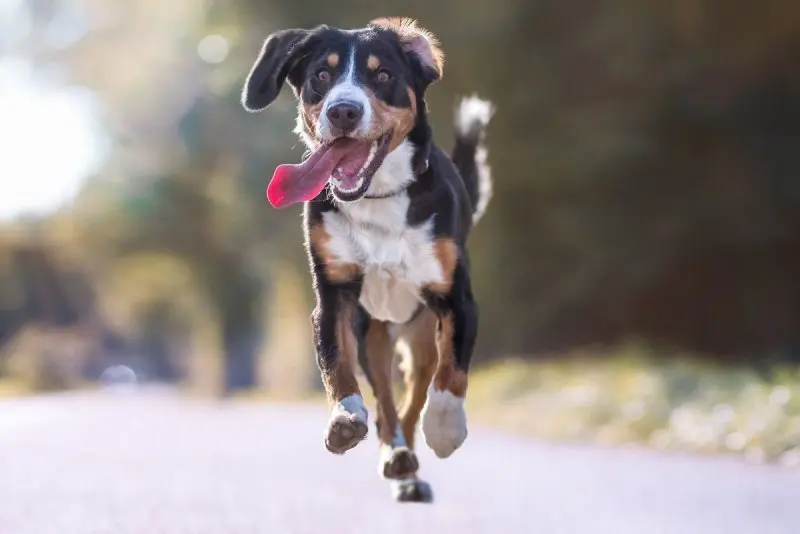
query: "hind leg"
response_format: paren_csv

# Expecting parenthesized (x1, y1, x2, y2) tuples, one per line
(361, 319, 419, 481)
(420, 262, 478, 459)
(386, 310, 438, 503)
(397, 310, 438, 449)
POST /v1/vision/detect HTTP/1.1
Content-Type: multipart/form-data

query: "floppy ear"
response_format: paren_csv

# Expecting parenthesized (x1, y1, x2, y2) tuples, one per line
(241, 29, 312, 112)
(370, 17, 444, 86)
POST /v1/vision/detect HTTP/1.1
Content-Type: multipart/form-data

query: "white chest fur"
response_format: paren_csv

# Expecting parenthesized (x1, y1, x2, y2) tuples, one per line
(322, 198, 444, 324)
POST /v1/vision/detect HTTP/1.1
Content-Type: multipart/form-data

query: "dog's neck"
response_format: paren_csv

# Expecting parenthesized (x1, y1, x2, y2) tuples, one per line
(333, 140, 418, 233)
(362, 140, 417, 198)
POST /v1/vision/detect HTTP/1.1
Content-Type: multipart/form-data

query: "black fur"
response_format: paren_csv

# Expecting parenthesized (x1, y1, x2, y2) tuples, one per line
(242, 28, 313, 111)
(242, 21, 491, 485)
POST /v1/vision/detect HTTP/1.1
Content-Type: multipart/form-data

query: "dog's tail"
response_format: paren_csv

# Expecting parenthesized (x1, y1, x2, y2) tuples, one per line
(452, 95, 495, 225)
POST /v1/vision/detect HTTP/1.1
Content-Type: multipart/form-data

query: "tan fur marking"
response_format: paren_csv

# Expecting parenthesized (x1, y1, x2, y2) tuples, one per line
(367, 54, 380, 70)
(432, 314, 468, 397)
(364, 86, 417, 151)
(364, 320, 399, 446)
(370, 17, 445, 77)
(309, 224, 360, 283)
(323, 304, 360, 402)
(427, 238, 459, 294)
(327, 53, 339, 68)
(397, 309, 438, 448)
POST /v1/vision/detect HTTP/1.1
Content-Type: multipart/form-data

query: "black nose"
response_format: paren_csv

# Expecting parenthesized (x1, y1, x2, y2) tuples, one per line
(326, 101, 364, 133)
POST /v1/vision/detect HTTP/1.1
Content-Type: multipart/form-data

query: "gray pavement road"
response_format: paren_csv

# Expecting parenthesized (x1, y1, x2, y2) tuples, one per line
(1, 389, 798, 534)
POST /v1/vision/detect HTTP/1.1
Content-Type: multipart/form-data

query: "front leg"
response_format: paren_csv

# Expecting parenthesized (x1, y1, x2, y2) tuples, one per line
(308, 221, 368, 455)
(421, 259, 478, 458)
(312, 279, 370, 454)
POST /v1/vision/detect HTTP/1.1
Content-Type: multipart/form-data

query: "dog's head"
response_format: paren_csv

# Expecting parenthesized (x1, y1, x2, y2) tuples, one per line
(242, 18, 443, 207)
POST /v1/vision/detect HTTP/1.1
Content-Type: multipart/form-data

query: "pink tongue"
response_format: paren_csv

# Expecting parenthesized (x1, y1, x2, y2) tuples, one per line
(266, 138, 370, 208)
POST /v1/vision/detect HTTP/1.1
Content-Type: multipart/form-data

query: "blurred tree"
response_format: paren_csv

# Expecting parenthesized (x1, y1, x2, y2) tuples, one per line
(0, 234, 102, 388)
(6, 0, 799, 381)
(17, 0, 314, 392)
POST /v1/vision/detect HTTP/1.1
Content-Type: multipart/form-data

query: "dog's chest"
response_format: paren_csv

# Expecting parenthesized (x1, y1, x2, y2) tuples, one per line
(322, 196, 443, 323)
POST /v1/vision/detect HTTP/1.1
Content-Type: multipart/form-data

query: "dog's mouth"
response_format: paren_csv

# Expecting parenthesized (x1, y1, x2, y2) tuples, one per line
(266, 132, 393, 208)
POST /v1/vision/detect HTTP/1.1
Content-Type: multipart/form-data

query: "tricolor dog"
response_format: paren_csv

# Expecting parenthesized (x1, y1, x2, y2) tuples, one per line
(242, 17, 493, 502)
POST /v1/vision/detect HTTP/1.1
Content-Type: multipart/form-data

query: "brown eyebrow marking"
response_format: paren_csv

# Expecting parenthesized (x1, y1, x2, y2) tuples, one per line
(367, 54, 380, 70)
(327, 53, 339, 68)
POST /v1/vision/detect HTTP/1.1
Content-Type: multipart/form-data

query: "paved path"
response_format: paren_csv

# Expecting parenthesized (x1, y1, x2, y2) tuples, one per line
(0, 389, 798, 534)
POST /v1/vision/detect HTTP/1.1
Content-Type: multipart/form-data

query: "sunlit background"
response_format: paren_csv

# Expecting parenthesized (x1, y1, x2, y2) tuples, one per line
(2, 0, 800, 469)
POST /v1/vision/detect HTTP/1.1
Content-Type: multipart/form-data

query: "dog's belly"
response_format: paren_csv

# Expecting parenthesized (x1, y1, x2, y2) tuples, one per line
(360, 267, 422, 323)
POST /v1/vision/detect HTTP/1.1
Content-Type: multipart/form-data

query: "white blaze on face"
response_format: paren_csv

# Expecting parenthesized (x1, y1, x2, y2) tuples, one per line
(318, 44, 373, 139)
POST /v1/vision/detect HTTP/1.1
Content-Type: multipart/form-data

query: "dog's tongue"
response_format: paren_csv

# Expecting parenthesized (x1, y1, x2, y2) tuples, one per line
(266, 138, 369, 208)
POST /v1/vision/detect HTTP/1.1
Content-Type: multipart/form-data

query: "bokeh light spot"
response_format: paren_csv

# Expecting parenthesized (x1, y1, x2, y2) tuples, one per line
(197, 34, 228, 64)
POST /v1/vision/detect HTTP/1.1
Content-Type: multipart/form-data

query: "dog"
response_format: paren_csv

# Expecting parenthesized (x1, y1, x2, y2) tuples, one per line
(242, 17, 493, 502)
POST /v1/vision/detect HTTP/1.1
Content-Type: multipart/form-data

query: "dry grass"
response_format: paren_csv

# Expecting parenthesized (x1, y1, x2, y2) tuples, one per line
(466, 343, 800, 467)
(0, 377, 35, 398)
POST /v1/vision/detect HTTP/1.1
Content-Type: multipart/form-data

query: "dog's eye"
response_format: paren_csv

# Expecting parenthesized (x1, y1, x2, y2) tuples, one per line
(375, 69, 391, 83)
(316, 70, 331, 83)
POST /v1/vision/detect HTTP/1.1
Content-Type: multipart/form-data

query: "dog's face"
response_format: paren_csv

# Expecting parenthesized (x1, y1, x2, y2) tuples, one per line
(242, 18, 443, 206)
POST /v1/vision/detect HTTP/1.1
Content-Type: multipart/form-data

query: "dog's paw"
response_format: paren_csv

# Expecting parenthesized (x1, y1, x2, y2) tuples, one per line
(391, 477, 434, 504)
(421, 387, 468, 458)
(325, 394, 369, 454)
(380, 446, 420, 480)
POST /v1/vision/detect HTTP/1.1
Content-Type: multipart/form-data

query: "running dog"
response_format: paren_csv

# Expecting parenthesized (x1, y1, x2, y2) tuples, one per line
(242, 17, 493, 502)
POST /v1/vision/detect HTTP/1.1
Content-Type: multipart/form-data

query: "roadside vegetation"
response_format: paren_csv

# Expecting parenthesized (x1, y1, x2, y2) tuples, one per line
(467, 344, 800, 467)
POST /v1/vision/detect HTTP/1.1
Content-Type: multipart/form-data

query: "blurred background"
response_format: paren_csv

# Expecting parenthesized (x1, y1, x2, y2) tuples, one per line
(1, 0, 800, 465)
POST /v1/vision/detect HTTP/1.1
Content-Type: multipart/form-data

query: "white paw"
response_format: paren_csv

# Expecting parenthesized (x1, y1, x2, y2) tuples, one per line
(420, 387, 468, 458)
(325, 394, 369, 454)
(380, 445, 419, 480)
(331, 394, 368, 425)
(378, 424, 418, 478)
